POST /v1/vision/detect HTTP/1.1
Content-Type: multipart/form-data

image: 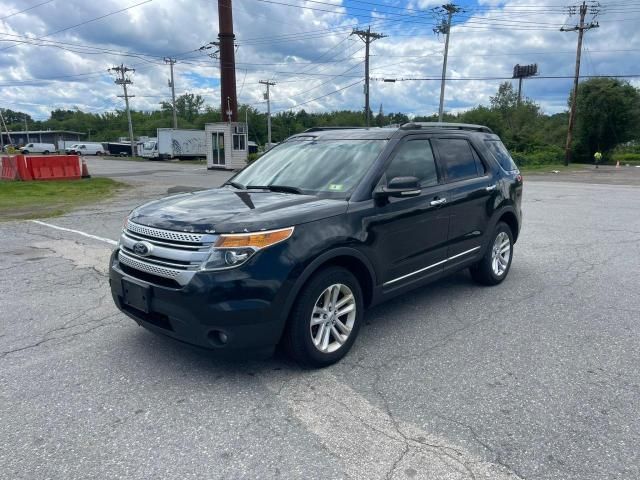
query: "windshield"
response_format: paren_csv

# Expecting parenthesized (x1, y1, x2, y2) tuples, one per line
(231, 138, 387, 197)
(143, 141, 156, 150)
(485, 140, 518, 172)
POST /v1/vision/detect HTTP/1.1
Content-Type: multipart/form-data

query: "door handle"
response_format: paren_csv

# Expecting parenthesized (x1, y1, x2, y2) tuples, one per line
(430, 198, 447, 206)
(485, 184, 497, 192)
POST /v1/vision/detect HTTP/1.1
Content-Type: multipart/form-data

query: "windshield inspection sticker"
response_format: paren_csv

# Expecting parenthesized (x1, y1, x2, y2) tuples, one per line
(328, 184, 344, 191)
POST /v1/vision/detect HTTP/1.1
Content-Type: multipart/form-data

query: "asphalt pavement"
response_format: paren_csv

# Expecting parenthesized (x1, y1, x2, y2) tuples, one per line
(1, 158, 639, 479)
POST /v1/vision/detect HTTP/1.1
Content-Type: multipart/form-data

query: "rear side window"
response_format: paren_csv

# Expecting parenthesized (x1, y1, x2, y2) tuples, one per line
(485, 140, 518, 171)
(433, 138, 479, 182)
(385, 139, 438, 187)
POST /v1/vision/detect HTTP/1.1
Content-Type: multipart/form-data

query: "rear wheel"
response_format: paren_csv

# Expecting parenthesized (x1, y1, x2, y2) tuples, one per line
(470, 222, 513, 285)
(43, 150, 50, 155)
(283, 267, 363, 367)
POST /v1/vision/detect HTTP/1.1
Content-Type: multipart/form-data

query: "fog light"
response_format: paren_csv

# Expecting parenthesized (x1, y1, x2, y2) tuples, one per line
(208, 329, 229, 347)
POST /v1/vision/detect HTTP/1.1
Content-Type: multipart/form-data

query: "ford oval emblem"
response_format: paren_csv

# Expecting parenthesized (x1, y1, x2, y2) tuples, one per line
(132, 241, 153, 257)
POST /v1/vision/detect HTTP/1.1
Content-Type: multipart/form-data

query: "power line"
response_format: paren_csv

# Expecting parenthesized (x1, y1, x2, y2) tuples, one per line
(0, 0, 155, 52)
(273, 79, 364, 113)
(0, 0, 55, 21)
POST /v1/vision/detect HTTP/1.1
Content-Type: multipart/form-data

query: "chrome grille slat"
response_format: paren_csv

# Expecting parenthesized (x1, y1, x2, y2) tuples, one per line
(118, 251, 183, 279)
(126, 220, 206, 243)
(123, 231, 206, 250)
(120, 247, 200, 270)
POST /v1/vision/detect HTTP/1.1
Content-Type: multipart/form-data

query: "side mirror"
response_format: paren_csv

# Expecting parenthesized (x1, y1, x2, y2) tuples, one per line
(374, 176, 421, 201)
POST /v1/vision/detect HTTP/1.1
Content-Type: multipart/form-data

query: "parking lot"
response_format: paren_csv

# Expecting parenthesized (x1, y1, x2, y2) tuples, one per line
(1, 158, 639, 479)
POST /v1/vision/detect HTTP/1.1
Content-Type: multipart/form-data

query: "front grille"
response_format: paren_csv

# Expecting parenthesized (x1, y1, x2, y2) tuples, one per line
(118, 221, 218, 286)
(126, 220, 206, 243)
(118, 250, 183, 279)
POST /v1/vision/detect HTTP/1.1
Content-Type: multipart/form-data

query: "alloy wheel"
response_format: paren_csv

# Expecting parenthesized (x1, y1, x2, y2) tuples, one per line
(310, 283, 356, 353)
(491, 231, 511, 276)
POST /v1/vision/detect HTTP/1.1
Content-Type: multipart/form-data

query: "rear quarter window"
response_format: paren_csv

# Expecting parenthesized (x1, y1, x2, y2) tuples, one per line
(485, 140, 518, 172)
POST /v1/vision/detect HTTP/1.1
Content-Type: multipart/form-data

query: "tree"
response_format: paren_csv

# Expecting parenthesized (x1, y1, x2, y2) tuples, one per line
(1, 108, 33, 125)
(490, 82, 518, 112)
(375, 104, 385, 127)
(573, 78, 640, 159)
(161, 93, 205, 123)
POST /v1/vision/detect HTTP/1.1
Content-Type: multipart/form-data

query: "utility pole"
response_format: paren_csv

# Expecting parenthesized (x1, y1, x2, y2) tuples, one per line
(218, 0, 238, 122)
(351, 26, 386, 127)
(0, 108, 10, 149)
(164, 57, 178, 129)
(259, 80, 276, 150)
(109, 64, 136, 156)
(24, 117, 30, 143)
(434, 4, 461, 122)
(561, 1, 599, 165)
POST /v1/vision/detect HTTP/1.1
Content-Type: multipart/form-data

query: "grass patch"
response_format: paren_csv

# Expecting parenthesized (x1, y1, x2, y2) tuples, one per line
(0, 178, 125, 221)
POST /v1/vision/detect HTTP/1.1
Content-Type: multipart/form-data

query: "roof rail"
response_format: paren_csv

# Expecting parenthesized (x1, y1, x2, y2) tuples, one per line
(400, 122, 493, 133)
(303, 126, 371, 133)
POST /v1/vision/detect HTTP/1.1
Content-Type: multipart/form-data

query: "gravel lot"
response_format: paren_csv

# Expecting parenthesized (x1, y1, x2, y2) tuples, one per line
(1, 158, 639, 479)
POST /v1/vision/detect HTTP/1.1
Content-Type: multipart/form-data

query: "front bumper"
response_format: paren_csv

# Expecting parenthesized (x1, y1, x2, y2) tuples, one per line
(109, 250, 291, 352)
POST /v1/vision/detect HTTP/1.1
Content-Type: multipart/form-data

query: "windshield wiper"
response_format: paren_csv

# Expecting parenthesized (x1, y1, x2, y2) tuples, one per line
(226, 181, 246, 189)
(245, 184, 303, 194)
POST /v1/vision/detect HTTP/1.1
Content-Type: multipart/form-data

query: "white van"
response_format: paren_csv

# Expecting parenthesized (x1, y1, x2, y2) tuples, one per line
(66, 143, 105, 155)
(21, 143, 56, 154)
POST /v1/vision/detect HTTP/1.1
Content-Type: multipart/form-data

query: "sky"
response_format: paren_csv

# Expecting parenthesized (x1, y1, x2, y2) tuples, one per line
(0, 0, 639, 120)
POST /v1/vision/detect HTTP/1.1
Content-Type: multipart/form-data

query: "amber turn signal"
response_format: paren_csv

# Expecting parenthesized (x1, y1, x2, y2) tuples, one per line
(215, 227, 294, 249)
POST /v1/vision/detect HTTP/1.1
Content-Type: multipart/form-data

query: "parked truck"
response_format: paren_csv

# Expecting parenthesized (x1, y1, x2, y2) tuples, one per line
(140, 128, 206, 160)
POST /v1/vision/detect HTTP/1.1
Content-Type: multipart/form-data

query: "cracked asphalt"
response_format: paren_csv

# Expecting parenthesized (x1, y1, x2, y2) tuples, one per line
(1, 158, 639, 479)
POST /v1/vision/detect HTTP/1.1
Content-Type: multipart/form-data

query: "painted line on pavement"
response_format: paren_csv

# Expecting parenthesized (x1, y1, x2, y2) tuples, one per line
(30, 220, 118, 246)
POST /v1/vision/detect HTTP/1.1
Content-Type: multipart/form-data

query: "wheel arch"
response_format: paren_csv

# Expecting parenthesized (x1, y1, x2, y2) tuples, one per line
(279, 248, 377, 339)
(497, 209, 520, 243)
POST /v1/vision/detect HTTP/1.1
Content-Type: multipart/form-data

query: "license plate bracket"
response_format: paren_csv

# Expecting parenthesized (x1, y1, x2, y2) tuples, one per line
(122, 278, 151, 313)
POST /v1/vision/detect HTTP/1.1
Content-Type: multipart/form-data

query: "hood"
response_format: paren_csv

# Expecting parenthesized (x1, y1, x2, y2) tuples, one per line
(129, 187, 347, 233)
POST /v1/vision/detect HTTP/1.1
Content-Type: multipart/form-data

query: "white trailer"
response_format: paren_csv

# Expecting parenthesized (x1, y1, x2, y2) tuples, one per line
(154, 128, 206, 160)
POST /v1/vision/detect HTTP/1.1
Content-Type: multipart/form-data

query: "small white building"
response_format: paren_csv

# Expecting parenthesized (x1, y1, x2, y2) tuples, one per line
(205, 122, 248, 170)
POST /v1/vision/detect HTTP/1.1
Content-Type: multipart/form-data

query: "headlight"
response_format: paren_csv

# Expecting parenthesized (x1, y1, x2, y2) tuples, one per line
(201, 227, 294, 271)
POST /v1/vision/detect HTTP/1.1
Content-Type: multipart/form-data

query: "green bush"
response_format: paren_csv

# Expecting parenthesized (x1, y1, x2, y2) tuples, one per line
(611, 152, 640, 163)
(247, 153, 262, 164)
(511, 145, 564, 166)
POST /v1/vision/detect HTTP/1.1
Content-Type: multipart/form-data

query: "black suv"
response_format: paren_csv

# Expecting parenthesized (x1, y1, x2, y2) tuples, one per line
(109, 123, 523, 367)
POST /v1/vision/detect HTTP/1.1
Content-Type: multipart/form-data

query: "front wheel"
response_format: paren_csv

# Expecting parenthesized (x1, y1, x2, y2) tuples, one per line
(283, 267, 364, 367)
(470, 222, 514, 286)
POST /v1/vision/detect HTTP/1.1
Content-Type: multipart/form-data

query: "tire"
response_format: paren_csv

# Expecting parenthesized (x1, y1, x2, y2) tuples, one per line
(470, 221, 514, 286)
(43, 150, 49, 155)
(96, 151, 102, 156)
(22, 150, 29, 154)
(283, 266, 364, 368)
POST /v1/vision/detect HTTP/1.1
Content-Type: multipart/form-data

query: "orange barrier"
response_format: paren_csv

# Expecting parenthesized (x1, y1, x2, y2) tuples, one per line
(1, 156, 19, 180)
(1, 155, 81, 181)
(26, 155, 81, 181)
(1, 155, 33, 180)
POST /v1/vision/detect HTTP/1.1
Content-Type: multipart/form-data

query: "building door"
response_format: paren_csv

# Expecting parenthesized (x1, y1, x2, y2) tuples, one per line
(211, 132, 225, 166)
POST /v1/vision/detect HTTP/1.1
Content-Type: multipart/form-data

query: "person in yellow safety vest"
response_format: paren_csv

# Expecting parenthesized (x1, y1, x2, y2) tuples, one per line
(594, 151, 602, 169)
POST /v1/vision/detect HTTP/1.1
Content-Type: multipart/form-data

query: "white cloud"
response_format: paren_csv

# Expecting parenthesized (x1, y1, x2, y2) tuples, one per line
(0, 0, 638, 120)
